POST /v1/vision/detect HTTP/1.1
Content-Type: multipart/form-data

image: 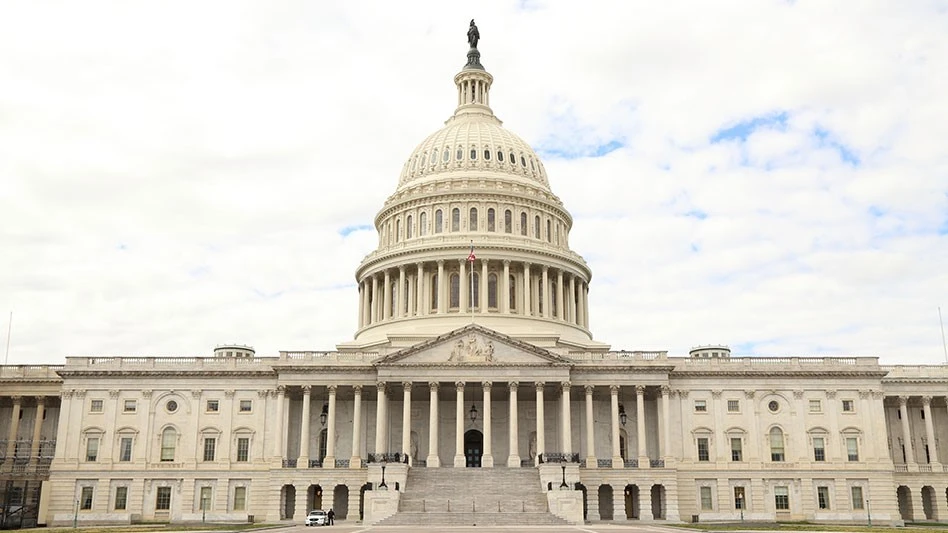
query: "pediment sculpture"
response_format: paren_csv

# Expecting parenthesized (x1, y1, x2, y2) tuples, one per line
(447, 334, 494, 363)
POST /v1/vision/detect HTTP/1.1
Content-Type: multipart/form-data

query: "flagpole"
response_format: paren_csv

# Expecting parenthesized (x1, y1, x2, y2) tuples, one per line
(470, 241, 475, 324)
(4, 311, 11, 366)
(939, 306, 948, 365)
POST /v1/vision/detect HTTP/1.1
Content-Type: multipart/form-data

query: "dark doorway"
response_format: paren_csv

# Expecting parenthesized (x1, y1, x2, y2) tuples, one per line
(464, 429, 483, 467)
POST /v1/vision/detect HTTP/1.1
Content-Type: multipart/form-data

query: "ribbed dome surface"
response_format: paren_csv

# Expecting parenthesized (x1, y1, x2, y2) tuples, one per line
(397, 114, 549, 190)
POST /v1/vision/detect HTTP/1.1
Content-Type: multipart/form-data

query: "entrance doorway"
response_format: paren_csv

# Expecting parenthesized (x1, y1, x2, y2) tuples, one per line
(464, 429, 483, 467)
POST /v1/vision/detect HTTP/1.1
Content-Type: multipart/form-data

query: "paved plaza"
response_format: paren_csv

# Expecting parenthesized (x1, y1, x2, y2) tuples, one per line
(278, 523, 691, 533)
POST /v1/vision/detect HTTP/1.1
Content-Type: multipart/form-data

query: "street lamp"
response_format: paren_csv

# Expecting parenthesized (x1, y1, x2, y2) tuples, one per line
(737, 496, 744, 522)
(202, 495, 209, 523)
(866, 498, 872, 527)
(559, 465, 569, 490)
(469, 403, 478, 424)
(319, 404, 328, 426)
(379, 464, 388, 490)
(618, 404, 627, 426)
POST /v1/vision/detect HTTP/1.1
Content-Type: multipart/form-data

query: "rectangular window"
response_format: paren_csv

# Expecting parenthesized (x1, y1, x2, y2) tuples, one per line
(80, 486, 94, 510)
(206, 400, 219, 413)
(119, 437, 133, 462)
(847, 437, 859, 461)
(86, 437, 99, 462)
(239, 400, 252, 412)
(851, 486, 865, 509)
(842, 399, 855, 412)
(774, 486, 790, 510)
(727, 399, 740, 413)
(236, 437, 250, 462)
(731, 438, 743, 461)
(90, 399, 104, 413)
(700, 486, 713, 510)
(734, 486, 746, 509)
(114, 486, 128, 510)
(694, 400, 707, 412)
(156, 487, 172, 511)
(234, 487, 247, 511)
(200, 487, 212, 510)
(817, 486, 831, 510)
(697, 438, 710, 461)
(813, 437, 826, 462)
(809, 399, 822, 413)
(123, 399, 137, 413)
(203, 438, 216, 462)
(926, 445, 931, 463)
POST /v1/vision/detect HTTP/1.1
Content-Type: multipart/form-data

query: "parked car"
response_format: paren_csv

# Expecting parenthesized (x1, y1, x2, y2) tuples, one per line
(305, 509, 327, 526)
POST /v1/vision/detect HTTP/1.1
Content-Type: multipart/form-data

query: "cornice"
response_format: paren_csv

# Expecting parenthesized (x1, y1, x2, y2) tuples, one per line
(56, 369, 277, 379)
(671, 369, 889, 379)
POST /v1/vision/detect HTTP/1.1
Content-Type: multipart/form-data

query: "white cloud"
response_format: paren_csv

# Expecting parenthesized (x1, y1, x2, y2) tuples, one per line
(0, 1, 945, 364)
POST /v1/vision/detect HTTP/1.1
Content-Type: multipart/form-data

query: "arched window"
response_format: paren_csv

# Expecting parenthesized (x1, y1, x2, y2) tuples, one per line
(504, 210, 512, 233)
(509, 152, 516, 164)
(452, 208, 460, 232)
(521, 155, 527, 167)
(487, 208, 495, 232)
(449, 273, 460, 309)
(770, 427, 785, 462)
(318, 429, 328, 462)
(471, 272, 480, 309)
(497, 151, 504, 162)
(435, 210, 443, 233)
(520, 212, 527, 236)
(469, 208, 478, 231)
(470, 147, 477, 160)
(430, 273, 439, 309)
(537, 278, 544, 315)
(406, 215, 413, 239)
(551, 281, 557, 317)
(442, 147, 450, 163)
(554, 224, 558, 244)
(456, 146, 463, 160)
(430, 150, 437, 166)
(395, 219, 401, 242)
(509, 274, 517, 311)
(160, 427, 176, 462)
(546, 219, 552, 242)
(419, 212, 427, 236)
(534, 215, 541, 239)
(488, 273, 498, 309)
(411, 156, 417, 172)
(484, 149, 491, 161)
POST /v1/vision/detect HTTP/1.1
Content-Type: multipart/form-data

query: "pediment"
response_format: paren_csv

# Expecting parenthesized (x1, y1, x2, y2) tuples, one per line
(375, 324, 572, 367)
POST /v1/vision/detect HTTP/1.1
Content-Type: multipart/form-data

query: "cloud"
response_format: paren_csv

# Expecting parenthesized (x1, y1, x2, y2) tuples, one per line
(0, 1, 946, 364)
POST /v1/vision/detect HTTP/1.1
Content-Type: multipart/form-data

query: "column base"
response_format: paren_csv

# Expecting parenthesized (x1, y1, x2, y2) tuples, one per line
(427, 455, 440, 468)
(298, 457, 310, 469)
(586, 456, 598, 469)
(482, 454, 494, 467)
(454, 455, 466, 467)
(507, 455, 521, 468)
(638, 456, 650, 468)
(323, 455, 335, 469)
(612, 456, 623, 469)
(349, 456, 362, 469)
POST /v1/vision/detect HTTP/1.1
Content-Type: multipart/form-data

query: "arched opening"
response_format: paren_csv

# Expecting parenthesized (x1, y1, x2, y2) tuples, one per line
(435, 210, 443, 233)
(504, 209, 512, 233)
(420, 212, 428, 236)
(520, 212, 527, 236)
(598, 485, 614, 520)
(625, 484, 639, 519)
(308, 484, 323, 512)
(406, 215, 413, 239)
(359, 483, 372, 521)
(333, 485, 349, 520)
(897, 485, 913, 521)
(534, 215, 540, 239)
(451, 208, 460, 232)
(651, 484, 665, 519)
(576, 482, 588, 521)
(281, 484, 296, 519)
(922, 485, 936, 520)
(769, 427, 785, 461)
(464, 429, 483, 467)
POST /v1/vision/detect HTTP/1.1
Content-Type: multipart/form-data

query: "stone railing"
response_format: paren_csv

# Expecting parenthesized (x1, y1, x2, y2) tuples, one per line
(538, 452, 579, 464)
(571, 351, 668, 361)
(367, 452, 409, 464)
(0, 365, 64, 379)
(279, 351, 379, 362)
(678, 356, 876, 369)
(282, 459, 298, 468)
(881, 365, 948, 379)
(624, 459, 639, 468)
(65, 357, 275, 369)
(650, 459, 665, 468)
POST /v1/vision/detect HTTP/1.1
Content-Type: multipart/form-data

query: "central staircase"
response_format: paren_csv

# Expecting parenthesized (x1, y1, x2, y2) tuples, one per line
(377, 467, 569, 526)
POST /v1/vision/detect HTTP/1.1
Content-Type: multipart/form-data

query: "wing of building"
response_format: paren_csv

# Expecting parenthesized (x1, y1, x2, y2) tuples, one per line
(3, 26, 946, 528)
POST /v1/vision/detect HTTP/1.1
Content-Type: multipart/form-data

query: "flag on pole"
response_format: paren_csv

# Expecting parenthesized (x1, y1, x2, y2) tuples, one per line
(467, 241, 476, 262)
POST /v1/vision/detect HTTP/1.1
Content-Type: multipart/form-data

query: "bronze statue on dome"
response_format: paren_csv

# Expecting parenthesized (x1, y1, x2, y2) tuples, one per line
(467, 19, 480, 49)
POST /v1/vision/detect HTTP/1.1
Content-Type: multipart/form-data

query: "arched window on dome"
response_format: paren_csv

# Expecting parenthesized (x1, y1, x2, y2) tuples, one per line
(471, 272, 480, 309)
(420, 212, 428, 236)
(488, 273, 497, 309)
(406, 215, 413, 239)
(430, 150, 437, 166)
(504, 210, 512, 233)
(509, 152, 516, 165)
(456, 146, 463, 161)
(452, 208, 460, 232)
(534, 215, 541, 239)
(411, 156, 417, 172)
(395, 219, 401, 242)
(530, 158, 535, 171)
(546, 219, 552, 243)
(520, 212, 527, 236)
(435, 210, 443, 234)
(521, 155, 527, 167)
(484, 149, 491, 161)
(442, 147, 450, 163)
(509, 274, 517, 311)
(497, 151, 504, 163)
(487, 208, 495, 232)
(449, 273, 460, 309)
(430, 272, 439, 309)
(470, 147, 477, 160)
(469, 208, 478, 231)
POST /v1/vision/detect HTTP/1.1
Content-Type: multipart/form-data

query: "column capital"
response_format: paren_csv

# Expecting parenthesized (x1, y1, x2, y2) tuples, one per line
(634, 385, 646, 395)
(456, 381, 465, 391)
(542, 264, 549, 272)
(503, 259, 511, 266)
(402, 382, 412, 392)
(584, 385, 594, 395)
(678, 389, 689, 398)
(34, 396, 47, 406)
(898, 395, 909, 406)
(416, 261, 424, 268)
(458, 258, 466, 265)
(276, 385, 286, 396)
(561, 381, 571, 391)
(524, 261, 532, 268)
(225, 389, 236, 398)
(744, 389, 756, 399)
(301, 385, 312, 394)
(109, 389, 120, 398)
(191, 389, 203, 399)
(327, 384, 338, 394)
(437, 259, 445, 266)
(712, 389, 723, 398)
(859, 390, 872, 399)
(352, 385, 363, 395)
(377, 382, 387, 393)
(257, 389, 269, 398)
(535, 381, 545, 392)
(922, 395, 933, 406)
(826, 389, 838, 399)
(660, 385, 671, 396)
(429, 381, 440, 391)
(10, 395, 22, 404)
(399, 265, 406, 273)
(509, 381, 519, 391)
(482, 381, 492, 391)
(872, 390, 885, 399)
(610, 384, 620, 395)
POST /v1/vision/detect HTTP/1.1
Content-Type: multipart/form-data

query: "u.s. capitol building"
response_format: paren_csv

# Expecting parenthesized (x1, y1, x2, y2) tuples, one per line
(1, 25, 946, 528)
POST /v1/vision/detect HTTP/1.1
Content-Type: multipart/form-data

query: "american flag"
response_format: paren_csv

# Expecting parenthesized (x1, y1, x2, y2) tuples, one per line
(467, 241, 476, 262)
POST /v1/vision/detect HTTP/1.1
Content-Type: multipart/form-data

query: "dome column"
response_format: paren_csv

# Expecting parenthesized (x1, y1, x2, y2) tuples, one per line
(459, 259, 468, 313)
(437, 260, 446, 314)
(568, 275, 577, 324)
(583, 283, 590, 329)
(522, 263, 532, 316)
(383, 270, 392, 320)
(577, 281, 586, 328)
(556, 270, 565, 320)
(398, 266, 406, 318)
(416, 263, 425, 316)
(480, 259, 489, 314)
(371, 276, 379, 324)
(502, 260, 511, 314)
(542, 266, 550, 319)
(357, 282, 364, 329)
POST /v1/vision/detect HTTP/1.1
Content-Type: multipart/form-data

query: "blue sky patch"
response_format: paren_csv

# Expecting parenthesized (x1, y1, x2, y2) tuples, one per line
(338, 224, 372, 237)
(684, 209, 708, 220)
(711, 111, 788, 143)
(813, 127, 860, 166)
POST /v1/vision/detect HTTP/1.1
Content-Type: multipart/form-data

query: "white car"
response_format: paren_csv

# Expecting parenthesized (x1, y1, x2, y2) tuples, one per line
(305, 510, 327, 526)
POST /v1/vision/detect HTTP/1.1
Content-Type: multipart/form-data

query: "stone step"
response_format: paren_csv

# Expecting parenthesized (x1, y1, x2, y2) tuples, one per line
(379, 511, 570, 526)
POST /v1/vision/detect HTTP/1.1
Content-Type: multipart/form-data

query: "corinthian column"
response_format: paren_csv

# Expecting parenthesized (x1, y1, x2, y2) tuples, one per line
(636, 385, 648, 467)
(899, 396, 916, 466)
(375, 383, 387, 455)
(523, 262, 531, 316)
(383, 270, 392, 320)
(507, 382, 520, 467)
(397, 266, 406, 318)
(416, 263, 425, 316)
(502, 260, 511, 313)
(610, 385, 622, 468)
(585, 385, 596, 468)
(482, 382, 493, 467)
(325, 385, 338, 468)
(427, 382, 441, 467)
(298, 386, 311, 468)
(350, 386, 362, 468)
(556, 270, 565, 320)
(454, 382, 466, 467)
(401, 382, 412, 464)
(561, 382, 572, 454)
(535, 382, 546, 465)
(542, 266, 550, 318)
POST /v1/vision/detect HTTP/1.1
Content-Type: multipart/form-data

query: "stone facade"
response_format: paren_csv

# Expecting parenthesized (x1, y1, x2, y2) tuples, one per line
(2, 35, 946, 528)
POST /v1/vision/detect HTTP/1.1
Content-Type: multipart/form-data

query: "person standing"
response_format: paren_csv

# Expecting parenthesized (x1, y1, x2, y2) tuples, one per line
(327, 508, 334, 525)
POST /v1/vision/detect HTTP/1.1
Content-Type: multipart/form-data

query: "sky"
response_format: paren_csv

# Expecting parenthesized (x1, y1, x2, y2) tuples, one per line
(1, 1, 946, 365)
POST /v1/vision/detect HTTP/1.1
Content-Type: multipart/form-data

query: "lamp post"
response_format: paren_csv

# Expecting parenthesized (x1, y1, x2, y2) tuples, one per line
(559, 465, 569, 490)
(320, 404, 328, 426)
(738, 496, 744, 522)
(202, 494, 208, 524)
(469, 403, 478, 424)
(619, 404, 627, 427)
(379, 464, 388, 490)
(73, 499, 79, 529)
(866, 498, 871, 527)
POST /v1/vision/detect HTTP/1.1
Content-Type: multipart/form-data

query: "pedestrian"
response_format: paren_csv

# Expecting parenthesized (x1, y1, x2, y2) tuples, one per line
(327, 508, 334, 525)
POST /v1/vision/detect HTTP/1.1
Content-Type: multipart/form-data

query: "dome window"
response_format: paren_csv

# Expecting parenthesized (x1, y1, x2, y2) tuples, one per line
(546, 220, 552, 242)
(419, 212, 427, 236)
(520, 212, 527, 236)
(406, 215, 413, 239)
(469, 208, 478, 231)
(530, 158, 535, 171)
(510, 152, 516, 164)
(534, 215, 540, 239)
(521, 155, 527, 167)
(470, 148, 477, 160)
(484, 149, 491, 161)
(456, 147, 463, 161)
(451, 208, 460, 232)
(504, 210, 512, 233)
(411, 157, 417, 171)
(487, 208, 495, 232)
(497, 151, 504, 162)
(442, 148, 450, 163)
(435, 210, 443, 233)
(430, 151, 437, 166)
